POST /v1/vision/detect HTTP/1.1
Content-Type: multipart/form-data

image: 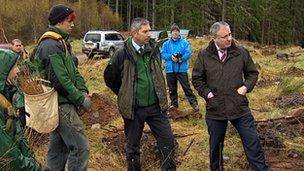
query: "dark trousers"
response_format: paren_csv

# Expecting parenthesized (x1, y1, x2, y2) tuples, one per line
(166, 73, 197, 108)
(206, 113, 269, 171)
(123, 104, 176, 171)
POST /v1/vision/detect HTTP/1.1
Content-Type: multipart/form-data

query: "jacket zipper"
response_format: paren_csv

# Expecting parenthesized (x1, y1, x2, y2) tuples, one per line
(132, 62, 137, 120)
(131, 158, 135, 171)
(143, 55, 150, 106)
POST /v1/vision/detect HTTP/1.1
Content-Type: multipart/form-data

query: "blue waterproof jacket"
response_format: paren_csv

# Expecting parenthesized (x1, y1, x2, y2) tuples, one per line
(161, 37, 191, 73)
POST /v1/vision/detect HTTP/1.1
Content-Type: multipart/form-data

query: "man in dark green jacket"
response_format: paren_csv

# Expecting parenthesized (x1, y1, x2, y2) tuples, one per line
(104, 17, 176, 171)
(192, 21, 269, 171)
(35, 4, 90, 171)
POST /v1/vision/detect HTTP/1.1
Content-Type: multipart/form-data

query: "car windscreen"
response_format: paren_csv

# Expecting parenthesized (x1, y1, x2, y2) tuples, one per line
(180, 29, 190, 38)
(85, 33, 101, 42)
(150, 31, 160, 40)
(105, 33, 122, 41)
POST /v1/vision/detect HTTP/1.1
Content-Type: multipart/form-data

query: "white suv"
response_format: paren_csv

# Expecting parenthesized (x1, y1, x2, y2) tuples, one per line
(82, 30, 124, 58)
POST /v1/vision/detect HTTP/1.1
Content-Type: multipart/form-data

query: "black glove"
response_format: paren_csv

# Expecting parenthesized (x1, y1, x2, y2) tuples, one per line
(173, 53, 182, 63)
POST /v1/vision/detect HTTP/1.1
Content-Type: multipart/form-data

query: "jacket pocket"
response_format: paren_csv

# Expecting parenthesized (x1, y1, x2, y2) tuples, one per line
(59, 104, 84, 132)
(231, 93, 249, 114)
(206, 97, 220, 111)
(236, 93, 249, 106)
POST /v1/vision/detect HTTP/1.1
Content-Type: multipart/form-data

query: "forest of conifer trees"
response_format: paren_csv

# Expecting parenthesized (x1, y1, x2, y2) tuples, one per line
(1, 0, 304, 45)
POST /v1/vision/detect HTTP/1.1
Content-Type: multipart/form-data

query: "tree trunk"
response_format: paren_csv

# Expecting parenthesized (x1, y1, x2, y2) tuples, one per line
(128, 0, 132, 30)
(290, 0, 296, 43)
(171, 5, 174, 24)
(181, 3, 185, 27)
(221, 0, 226, 21)
(136, 3, 139, 17)
(201, 5, 205, 36)
(267, 21, 270, 45)
(152, 0, 155, 29)
(145, 0, 149, 18)
(261, 18, 265, 45)
(116, 0, 119, 14)
(79, 0, 83, 32)
(32, 0, 38, 42)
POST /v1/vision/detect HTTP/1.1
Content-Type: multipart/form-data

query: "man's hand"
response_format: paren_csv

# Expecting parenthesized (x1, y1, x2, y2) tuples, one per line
(237, 86, 247, 95)
(207, 92, 214, 99)
(171, 55, 178, 62)
(21, 47, 29, 59)
(81, 95, 91, 112)
(6, 118, 13, 131)
(6, 106, 16, 117)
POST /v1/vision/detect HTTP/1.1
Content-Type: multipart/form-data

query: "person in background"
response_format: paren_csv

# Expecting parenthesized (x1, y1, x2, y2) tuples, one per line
(104, 17, 176, 171)
(0, 48, 49, 171)
(192, 21, 269, 171)
(161, 23, 199, 111)
(11, 39, 29, 60)
(10, 39, 29, 128)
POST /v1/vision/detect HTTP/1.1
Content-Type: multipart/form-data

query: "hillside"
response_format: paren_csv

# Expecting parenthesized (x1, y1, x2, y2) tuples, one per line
(30, 38, 304, 170)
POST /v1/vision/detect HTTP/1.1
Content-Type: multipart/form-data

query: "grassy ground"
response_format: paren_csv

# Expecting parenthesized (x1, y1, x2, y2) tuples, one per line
(32, 38, 304, 170)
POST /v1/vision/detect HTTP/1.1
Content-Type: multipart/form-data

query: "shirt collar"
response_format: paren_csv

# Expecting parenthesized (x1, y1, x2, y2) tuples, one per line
(131, 39, 144, 52)
(215, 43, 223, 51)
(215, 43, 226, 58)
(215, 43, 229, 53)
(171, 36, 181, 42)
(49, 25, 69, 40)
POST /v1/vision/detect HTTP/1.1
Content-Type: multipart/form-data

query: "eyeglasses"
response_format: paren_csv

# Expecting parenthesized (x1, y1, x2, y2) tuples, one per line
(14, 44, 22, 47)
(217, 33, 232, 39)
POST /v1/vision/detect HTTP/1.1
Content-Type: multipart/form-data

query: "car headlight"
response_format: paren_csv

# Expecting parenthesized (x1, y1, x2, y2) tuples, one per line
(84, 43, 96, 49)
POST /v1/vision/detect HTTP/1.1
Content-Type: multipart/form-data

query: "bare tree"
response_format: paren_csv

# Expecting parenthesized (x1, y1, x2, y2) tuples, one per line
(128, 0, 132, 30)
(222, 0, 226, 21)
(115, 0, 119, 14)
(152, 0, 155, 29)
(145, 0, 149, 18)
(171, 4, 174, 24)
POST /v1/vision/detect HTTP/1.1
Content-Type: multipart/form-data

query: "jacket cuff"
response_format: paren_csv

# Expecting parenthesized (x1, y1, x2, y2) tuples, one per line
(243, 82, 253, 93)
(202, 88, 212, 100)
(70, 93, 85, 106)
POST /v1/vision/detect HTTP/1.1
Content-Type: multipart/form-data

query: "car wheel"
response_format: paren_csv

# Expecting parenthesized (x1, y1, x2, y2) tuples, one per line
(108, 47, 115, 58)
